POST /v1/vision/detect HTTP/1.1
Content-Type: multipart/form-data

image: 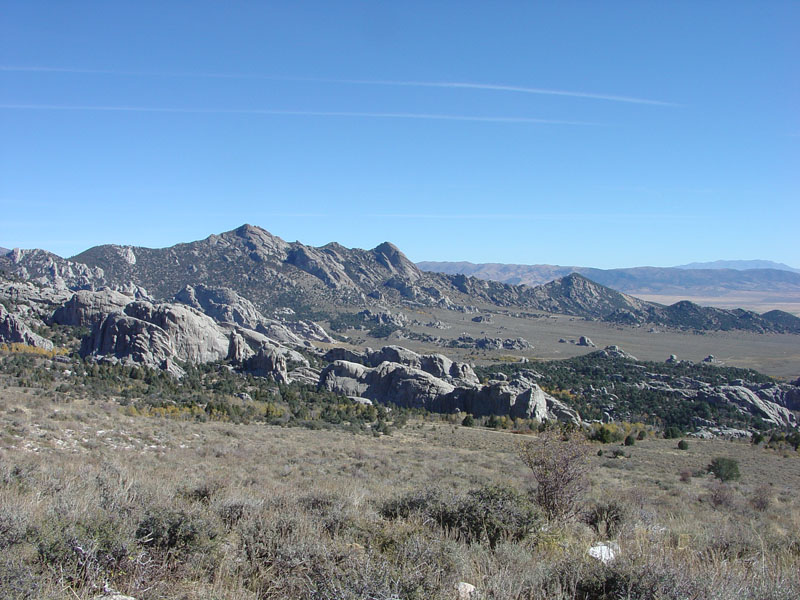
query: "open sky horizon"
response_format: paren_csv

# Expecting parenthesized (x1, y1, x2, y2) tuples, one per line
(1, 2, 798, 269)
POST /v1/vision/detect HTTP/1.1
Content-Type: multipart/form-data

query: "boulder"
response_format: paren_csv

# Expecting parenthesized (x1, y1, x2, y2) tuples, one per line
(588, 542, 619, 564)
(599, 345, 637, 361)
(456, 581, 478, 600)
(577, 336, 596, 347)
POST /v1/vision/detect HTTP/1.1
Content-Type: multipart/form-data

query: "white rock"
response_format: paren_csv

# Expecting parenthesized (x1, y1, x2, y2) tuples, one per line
(588, 541, 619, 564)
(456, 581, 478, 599)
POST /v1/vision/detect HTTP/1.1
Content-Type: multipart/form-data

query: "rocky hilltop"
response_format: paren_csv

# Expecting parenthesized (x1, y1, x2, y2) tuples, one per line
(3, 224, 798, 334)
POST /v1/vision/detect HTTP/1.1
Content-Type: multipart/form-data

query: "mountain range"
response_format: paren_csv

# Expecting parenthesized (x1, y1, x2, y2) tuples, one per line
(2, 224, 799, 334)
(417, 261, 800, 296)
(676, 260, 800, 273)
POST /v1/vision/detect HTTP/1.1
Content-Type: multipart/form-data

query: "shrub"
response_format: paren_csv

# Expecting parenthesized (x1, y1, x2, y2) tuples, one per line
(380, 484, 540, 548)
(677, 440, 689, 450)
(749, 485, 773, 512)
(518, 429, 591, 520)
(136, 507, 219, 559)
(584, 499, 627, 536)
(707, 481, 736, 509)
(708, 457, 740, 482)
(624, 434, 635, 446)
(461, 414, 474, 427)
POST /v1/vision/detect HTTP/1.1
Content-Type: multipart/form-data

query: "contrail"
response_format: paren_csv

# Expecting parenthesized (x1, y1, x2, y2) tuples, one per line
(0, 66, 677, 106)
(0, 104, 600, 125)
(332, 79, 678, 107)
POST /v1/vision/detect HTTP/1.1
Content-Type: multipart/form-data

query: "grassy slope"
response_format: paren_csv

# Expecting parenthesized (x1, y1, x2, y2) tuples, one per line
(1, 357, 799, 599)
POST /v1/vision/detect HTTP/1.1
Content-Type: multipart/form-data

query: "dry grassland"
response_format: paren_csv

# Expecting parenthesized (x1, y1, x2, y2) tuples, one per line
(1, 378, 799, 599)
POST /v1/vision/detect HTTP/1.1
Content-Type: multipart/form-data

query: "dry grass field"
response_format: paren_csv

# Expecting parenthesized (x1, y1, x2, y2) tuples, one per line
(2, 366, 799, 600)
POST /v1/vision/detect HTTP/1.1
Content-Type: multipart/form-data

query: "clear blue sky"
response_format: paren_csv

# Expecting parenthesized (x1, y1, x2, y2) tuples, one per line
(1, 1, 798, 268)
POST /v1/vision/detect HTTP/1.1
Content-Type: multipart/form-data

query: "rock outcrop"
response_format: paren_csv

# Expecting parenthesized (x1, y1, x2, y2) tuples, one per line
(244, 345, 289, 383)
(319, 353, 580, 424)
(174, 283, 333, 345)
(52, 288, 135, 328)
(0, 303, 54, 350)
(122, 302, 229, 364)
(81, 312, 179, 374)
(323, 345, 479, 385)
(697, 385, 796, 429)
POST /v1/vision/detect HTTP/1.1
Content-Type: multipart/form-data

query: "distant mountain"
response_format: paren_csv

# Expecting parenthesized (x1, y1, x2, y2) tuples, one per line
(0, 247, 10, 256)
(676, 260, 800, 273)
(417, 261, 800, 295)
(2, 225, 799, 334)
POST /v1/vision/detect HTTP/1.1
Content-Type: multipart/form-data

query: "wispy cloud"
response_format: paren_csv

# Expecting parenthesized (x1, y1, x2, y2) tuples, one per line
(336, 79, 678, 107)
(0, 104, 599, 125)
(0, 65, 677, 106)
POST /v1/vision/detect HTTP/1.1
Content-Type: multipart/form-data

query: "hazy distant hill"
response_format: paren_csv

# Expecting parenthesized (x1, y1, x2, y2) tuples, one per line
(0, 247, 9, 256)
(2, 225, 799, 334)
(417, 261, 800, 296)
(676, 259, 800, 273)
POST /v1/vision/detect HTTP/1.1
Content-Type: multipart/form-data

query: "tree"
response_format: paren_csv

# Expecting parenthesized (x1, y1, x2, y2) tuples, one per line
(461, 414, 474, 427)
(518, 429, 591, 520)
(708, 457, 740, 482)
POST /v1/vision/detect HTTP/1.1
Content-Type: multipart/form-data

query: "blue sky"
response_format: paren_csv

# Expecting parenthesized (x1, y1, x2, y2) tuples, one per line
(1, 1, 798, 268)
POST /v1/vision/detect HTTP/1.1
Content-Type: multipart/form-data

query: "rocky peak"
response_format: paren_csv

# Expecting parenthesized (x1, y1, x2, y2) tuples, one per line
(228, 224, 289, 257)
(372, 242, 421, 282)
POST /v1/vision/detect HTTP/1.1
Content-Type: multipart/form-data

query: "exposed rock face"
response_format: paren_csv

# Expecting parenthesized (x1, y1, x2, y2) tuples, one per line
(1, 248, 107, 290)
(283, 319, 333, 343)
(323, 345, 479, 385)
(0, 279, 73, 319)
(0, 303, 54, 350)
(123, 302, 229, 364)
(288, 366, 321, 386)
(244, 345, 289, 383)
(81, 313, 178, 374)
(318, 353, 580, 424)
(174, 283, 333, 345)
(80, 300, 232, 375)
(175, 284, 266, 329)
(227, 331, 254, 363)
(635, 376, 798, 429)
(52, 288, 134, 328)
(320, 360, 456, 408)
(697, 385, 796, 429)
